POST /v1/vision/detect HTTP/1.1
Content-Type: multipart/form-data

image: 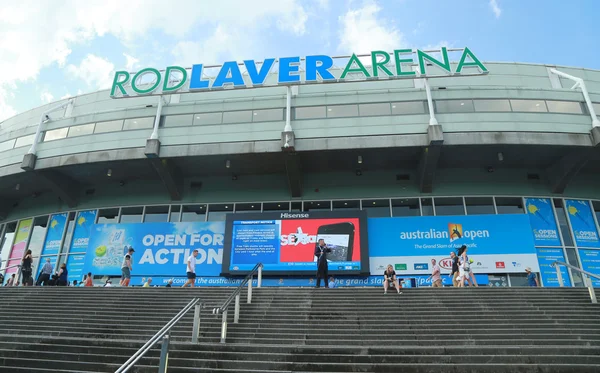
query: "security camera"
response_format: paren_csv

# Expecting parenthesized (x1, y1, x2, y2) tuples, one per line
(45, 115, 50, 120)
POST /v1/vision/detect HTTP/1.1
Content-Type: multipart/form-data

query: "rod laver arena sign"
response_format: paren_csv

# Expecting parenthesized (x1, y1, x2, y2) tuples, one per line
(110, 47, 487, 98)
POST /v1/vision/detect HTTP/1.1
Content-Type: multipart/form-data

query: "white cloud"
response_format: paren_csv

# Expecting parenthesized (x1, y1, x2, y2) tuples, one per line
(172, 25, 235, 67)
(67, 54, 115, 90)
(60, 92, 72, 100)
(123, 53, 140, 71)
(338, 1, 406, 54)
(40, 90, 54, 104)
(489, 0, 502, 18)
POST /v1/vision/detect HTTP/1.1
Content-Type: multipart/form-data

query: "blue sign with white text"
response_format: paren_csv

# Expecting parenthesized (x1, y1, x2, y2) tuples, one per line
(536, 248, 571, 287)
(40, 213, 67, 257)
(67, 254, 86, 284)
(70, 210, 97, 253)
(524, 198, 562, 247)
(578, 249, 600, 287)
(565, 200, 600, 249)
(84, 222, 224, 277)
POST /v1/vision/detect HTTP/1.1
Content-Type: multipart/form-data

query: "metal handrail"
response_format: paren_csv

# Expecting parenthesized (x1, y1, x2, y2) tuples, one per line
(212, 263, 263, 343)
(552, 261, 598, 303)
(115, 297, 203, 373)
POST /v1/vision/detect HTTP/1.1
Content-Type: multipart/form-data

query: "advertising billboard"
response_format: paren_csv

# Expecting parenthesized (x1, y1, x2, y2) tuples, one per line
(368, 214, 539, 275)
(536, 248, 571, 287)
(222, 211, 369, 275)
(69, 210, 97, 253)
(39, 213, 68, 257)
(578, 249, 600, 287)
(565, 200, 600, 249)
(5, 219, 32, 276)
(524, 198, 562, 247)
(84, 221, 224, 277)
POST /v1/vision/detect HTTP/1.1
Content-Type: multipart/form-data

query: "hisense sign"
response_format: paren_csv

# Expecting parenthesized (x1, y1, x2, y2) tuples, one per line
(110, 47, 487, 98)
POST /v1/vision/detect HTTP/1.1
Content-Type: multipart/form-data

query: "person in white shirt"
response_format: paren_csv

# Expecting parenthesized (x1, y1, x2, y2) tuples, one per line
(182, 250, 199, 288)
(120, 247, 135, 287)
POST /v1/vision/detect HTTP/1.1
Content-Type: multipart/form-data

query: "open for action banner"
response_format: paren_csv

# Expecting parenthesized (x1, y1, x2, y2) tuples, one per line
(524, 198, 562, 247)
(368, 214, 539, 275)
(565, 200, 600, 249)
(85, 221, 224, 277)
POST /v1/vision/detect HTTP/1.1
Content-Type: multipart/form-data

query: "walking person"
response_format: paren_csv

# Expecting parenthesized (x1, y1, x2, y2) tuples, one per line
(526, 267, 539, 287)
(84, 272, 93, 287)
(120, 247, 135, 287)
(36, 258, 54, 286)
(449, 251, 459, 287)
(182, 250, 199, 288)
(21, 250, 33, 286)
(56, 263, 68, 286)
(383, 264, 402, 294)
(456, 245, 472, 287)
(314, 239, 331, 288)
(428, 259, 442, 287)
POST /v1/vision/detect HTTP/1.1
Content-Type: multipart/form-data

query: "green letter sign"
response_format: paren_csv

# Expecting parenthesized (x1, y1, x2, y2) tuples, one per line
(162, 66, 187, 93)
(341, 54, 371, 79)
(132, 68, 162, 95)
(456, 47, 488, 74)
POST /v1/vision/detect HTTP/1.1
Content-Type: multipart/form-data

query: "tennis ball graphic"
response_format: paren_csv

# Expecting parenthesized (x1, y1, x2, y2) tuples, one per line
(95, 245, 107, 257)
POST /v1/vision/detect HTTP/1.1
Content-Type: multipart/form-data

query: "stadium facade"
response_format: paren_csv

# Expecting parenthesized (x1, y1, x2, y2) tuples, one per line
(0, 48, 599, 288)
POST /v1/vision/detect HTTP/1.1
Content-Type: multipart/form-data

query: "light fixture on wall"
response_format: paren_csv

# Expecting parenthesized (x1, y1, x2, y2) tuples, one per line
(226, 160, 231, 169)
(357, 155, 363, 164)
(356, 169, 362, 176)
(232, 174, 238, 181)
(498, 152, 504, 162)
(15, 183, 20, 191)
(107, 169, 112, 177)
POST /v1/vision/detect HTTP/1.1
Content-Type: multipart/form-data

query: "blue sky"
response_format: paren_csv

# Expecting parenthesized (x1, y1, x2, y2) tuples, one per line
(1, 0, 599, 121)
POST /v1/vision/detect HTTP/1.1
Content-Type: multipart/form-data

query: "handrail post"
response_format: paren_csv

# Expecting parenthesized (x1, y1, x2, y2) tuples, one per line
(257, 265, 262, 288)
(191, 302, 201, 343)
(234, 294, 240, 324)
(158, 334, 170, 373)
(248, 275, 253, 304)
(555, 264, 564, 287)
(584, 275, 597, 304)
(220, 310, 228, 343)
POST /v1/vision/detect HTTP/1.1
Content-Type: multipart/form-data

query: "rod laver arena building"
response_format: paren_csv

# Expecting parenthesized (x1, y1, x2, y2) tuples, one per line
(0, 47, 599, 288)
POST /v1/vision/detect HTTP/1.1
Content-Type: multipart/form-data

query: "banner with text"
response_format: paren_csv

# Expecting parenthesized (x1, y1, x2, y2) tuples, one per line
(578, 249, 600, 287)
(5, 219, 32, 276)
(40, 213, 67, 257)
(565, 200, 600, 249)
(368, 214, 539, 275)
(69, 210, 98, 253)
(536, 248, 571, 287)
(524, 198, 562, 247)
(84, 221, 224, 277)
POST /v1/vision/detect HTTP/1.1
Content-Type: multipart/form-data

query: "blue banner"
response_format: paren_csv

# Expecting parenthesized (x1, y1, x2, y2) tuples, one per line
(70, 210, 97, 253)
(85, 222, 224, 277)
(40, 213, 67, 257)
(578, 249, 600, 287)
(67, 254, 86, 284)
(368, 214, 539, 274)
(524, 198, 562, 246)
(536, 248, 571, 287)
(565, 200, 600, 249)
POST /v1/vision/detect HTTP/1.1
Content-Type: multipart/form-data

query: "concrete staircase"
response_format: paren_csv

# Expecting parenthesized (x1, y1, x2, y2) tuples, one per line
(0, 287, 598, 372)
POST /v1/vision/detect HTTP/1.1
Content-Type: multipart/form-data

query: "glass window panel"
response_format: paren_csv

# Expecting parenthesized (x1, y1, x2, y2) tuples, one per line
(359, 103, 391, 117)
(554, 199, 573, 247)
(94, 120, 123, 133)
(123, 117, 154, 130)
(263, 202, 290, 211)
(327, 105, 359, 118)
(68, 123, 95, 138)
(434, 197, 465, 216)
(392, 198, 420, 217)
(252, 109, 283, 122)
(44, 128, 68, 142)
(421, 198, 434, 216)
(473, 99, 511, 112)
(60, 212, 76, 255)
(207, 204, 232, 221)
(222, 110, 252, 124)
(15, 134, 35, 148)
(193, 112, 222, 125)
(143, 205, 169, 223)
(169, 205, 181, 222)
(163, 114, 193, 128)
(27, 216, 49, 261)
(181, 205, 207, 222)
(465, 197, 495, 215)
(565, 248, 584, 287)
(291, 202, 302, 212)
(509, 100, 547, 112)
(235, 203, 261, 213)
(294, 106, 326, 119)
(593, 201, 600, 228)
(594, 103, 600, 116)
(1, 222, 17, 274)
(508, 273, 531, 287)
(546, 100, 583, 114)
(495, 197, 523, 214)
(303, 201, 331, 211)
(119, 207, 143, 223)
(0, 139, 15, 152)
(333, 200, 360, 210)
(391, 101, 426, 115)
(435, 100, 474, 113)
(363, 199, 391, 217)
(97, 208, 119, 224)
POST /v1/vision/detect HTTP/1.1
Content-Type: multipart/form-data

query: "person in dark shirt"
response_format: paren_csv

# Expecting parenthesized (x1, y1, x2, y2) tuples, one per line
(21, 250, 33, 287)
(449, 251, 459, 287)
(526, 267, 539, 287)
(383, 264, 401, 295)
(314, 239, 332, 288)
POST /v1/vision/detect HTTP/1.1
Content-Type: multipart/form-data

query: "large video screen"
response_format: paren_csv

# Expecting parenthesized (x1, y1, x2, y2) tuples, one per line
(222, 211, 369, 275)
